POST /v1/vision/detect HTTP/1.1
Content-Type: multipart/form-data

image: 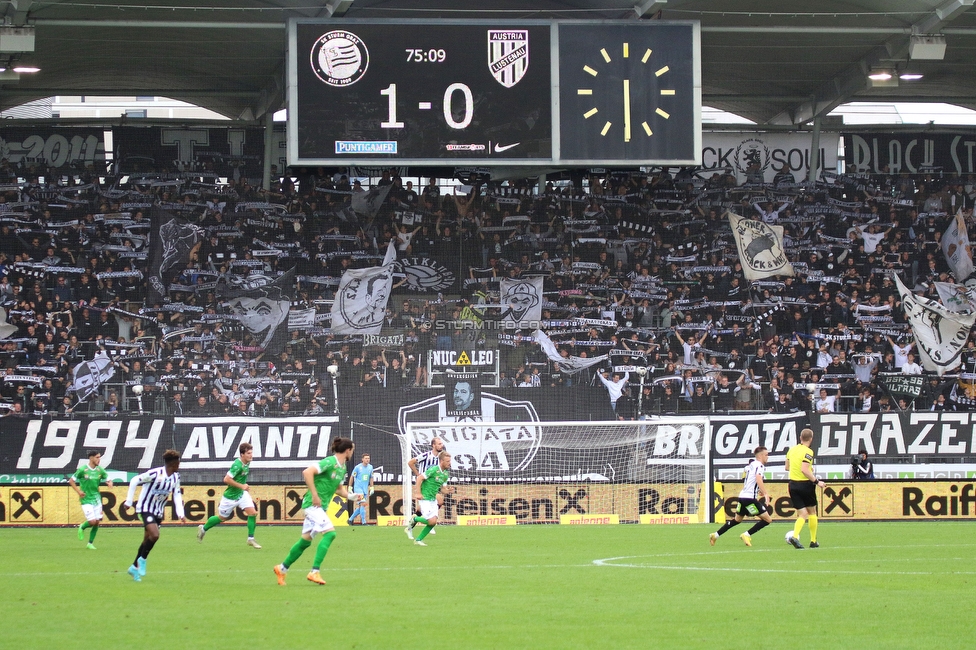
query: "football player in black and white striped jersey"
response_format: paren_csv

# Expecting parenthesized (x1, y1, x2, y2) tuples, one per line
(405, 437, 445, 539)
(710, 446, 773, 547)
(123, 449, 187, 582)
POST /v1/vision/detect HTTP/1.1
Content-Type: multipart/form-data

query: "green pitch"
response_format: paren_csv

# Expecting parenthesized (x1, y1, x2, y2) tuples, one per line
(2, 522, 973, 649)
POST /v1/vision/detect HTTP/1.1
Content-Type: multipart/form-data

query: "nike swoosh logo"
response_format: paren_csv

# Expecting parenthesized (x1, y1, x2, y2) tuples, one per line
(494, 142, 521, 153)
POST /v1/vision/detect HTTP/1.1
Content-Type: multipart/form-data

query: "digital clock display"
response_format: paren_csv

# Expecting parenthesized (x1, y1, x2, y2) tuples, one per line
(291, 20, 553, 164)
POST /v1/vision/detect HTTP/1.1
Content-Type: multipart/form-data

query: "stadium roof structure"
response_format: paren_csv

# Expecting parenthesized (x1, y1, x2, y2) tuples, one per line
(2, 0, 976, 126)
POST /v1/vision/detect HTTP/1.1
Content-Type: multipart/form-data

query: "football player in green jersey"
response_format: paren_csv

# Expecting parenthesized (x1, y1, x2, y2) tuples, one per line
(68, 450, 113, 549)
(274, 438, 362, 586)
(409, 451, 452, 546)
(197, 442, 261, 548)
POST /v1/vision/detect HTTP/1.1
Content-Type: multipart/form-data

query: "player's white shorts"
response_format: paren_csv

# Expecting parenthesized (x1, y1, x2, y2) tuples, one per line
(218, 491, 255, 518)
(301, 505, 335, 536)
(419, 499, 439, 521)
(81, 503, 103, 521)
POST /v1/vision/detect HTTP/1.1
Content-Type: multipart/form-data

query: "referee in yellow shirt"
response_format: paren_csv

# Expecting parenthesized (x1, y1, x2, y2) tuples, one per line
(784, 428, 825, 549)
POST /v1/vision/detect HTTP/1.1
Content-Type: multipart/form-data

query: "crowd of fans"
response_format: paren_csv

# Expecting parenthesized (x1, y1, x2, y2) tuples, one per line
(1, 153, 975, 420)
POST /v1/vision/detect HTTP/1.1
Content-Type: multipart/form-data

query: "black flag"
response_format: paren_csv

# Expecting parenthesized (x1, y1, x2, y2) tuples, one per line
(147, 205, 204, 306)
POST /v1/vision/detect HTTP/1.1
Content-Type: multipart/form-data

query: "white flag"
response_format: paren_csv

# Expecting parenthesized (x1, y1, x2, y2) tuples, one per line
(934, 281, 976, 313)
(895, 274, 976, 376)
(499, 277, 544, 328)
(942, 209, 974, 282)
(727, 211, 794, 281)
(70, 357, 115, 403)
(330, 242, 396, 335)
(532, 329, 608, 374)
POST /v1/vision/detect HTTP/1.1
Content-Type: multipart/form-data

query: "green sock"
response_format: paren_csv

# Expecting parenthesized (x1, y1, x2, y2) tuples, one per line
(247, 515, 256, 537)
(203, 515, 222, 531)
(89, 526, 98, 543)
(413, 515, 428, 526)
(80, 521, 91, 531)
(311, 531, 336, 570)
(282, 537, 312, 569)
(416, 524, 434, 541)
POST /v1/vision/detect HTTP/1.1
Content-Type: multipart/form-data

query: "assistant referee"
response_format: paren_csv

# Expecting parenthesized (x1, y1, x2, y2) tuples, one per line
(784, 428, 824, 549)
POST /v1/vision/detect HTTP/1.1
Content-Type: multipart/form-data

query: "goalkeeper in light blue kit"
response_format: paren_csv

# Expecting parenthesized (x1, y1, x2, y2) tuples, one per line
(347, 453, 374, 525)
(407, 451, 452, 546)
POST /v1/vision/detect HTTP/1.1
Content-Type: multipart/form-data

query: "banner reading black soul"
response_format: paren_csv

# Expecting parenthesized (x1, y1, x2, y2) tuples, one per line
(112, 126, 273, 178)
(843, 132, 976, 175)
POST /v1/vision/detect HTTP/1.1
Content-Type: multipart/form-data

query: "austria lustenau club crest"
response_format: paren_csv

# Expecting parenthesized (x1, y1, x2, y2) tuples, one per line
(488, 30, 529, 88)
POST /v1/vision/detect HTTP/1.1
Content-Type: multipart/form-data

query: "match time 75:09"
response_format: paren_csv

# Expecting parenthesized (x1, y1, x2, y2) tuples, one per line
(406, 48, 447, 62)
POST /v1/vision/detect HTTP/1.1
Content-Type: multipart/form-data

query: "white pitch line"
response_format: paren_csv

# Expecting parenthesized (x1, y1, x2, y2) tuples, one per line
(4, 563, 595, 579)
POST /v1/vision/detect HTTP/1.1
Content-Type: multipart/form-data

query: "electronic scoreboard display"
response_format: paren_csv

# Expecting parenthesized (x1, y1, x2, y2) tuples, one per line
(287, 19, 700, 166)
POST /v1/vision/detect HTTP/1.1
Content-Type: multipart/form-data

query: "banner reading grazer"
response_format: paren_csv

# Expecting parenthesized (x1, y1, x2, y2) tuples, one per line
(720, 480, 976, 521)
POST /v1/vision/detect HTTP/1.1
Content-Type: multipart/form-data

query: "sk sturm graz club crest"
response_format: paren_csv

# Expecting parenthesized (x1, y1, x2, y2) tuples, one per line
(488, 30, 528, 88)
(311, 30, 369, 87)
(395, 258, 455, 293)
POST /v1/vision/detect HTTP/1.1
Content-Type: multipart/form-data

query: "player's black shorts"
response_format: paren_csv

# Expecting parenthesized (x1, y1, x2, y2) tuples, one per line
(788, 481, 818, 510)
(140, 512, 163, 526)
(734, 498, 767, 518)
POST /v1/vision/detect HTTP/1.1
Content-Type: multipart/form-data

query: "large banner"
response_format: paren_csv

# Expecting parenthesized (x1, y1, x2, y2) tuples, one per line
(0, 127, 105, 167)
(112, 126, 284, 178)
(5, 415, 340, 484)
(711, 411, 976, 472)
(700, 133, 839, 183)
(843, 132, 976, 175)
(7, 409, 976, 486)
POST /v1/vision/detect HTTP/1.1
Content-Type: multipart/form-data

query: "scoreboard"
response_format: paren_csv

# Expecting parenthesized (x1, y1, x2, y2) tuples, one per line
(287, 19, 701, 166)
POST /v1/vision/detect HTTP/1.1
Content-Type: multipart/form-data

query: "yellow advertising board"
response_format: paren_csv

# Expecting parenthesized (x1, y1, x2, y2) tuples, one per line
(719, 480, 976, 520)
(0, 485, 324, 527)
(8, 480, 966, 526)
(559, 514, 619, 525)
(457, 515, 518, 526)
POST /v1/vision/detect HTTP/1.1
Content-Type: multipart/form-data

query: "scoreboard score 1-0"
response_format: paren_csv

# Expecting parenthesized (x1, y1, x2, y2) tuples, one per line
(287, 19, 701, 166)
